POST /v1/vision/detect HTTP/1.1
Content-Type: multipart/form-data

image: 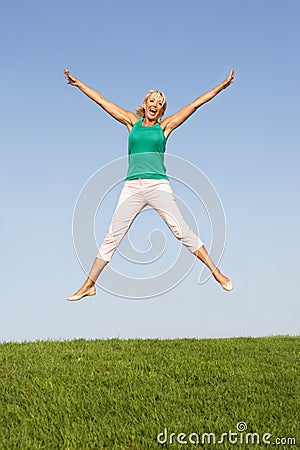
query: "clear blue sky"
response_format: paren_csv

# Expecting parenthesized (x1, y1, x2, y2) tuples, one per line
(1, 0, 299, 342)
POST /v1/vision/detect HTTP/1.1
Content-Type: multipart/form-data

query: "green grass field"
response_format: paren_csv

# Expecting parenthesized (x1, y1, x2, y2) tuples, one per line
(0, 336, 299, 449)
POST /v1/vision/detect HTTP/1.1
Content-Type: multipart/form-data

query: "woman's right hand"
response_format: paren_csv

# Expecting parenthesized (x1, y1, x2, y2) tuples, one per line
(63, 68, 138, 130)
(64, 68, 79, 86)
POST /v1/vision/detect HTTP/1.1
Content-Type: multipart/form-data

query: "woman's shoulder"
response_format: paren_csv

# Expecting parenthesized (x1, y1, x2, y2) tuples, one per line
(127, 116, 141, 133)
(159, 116, 172, 130)
(132, 117, 142, 128)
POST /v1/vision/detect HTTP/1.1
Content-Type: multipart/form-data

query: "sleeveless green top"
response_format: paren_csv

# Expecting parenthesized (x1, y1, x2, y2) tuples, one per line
(125, 118, 168, 180)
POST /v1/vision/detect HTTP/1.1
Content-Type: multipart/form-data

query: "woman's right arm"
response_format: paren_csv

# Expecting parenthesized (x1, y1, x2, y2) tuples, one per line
(64, 69, 138, 131)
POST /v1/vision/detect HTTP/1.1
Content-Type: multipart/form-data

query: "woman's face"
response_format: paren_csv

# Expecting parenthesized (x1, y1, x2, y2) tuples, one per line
(143, 94, 165, 121)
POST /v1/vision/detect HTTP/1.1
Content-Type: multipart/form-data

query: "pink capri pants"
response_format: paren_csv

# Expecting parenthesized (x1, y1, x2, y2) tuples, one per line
(97, 178, 203, 261)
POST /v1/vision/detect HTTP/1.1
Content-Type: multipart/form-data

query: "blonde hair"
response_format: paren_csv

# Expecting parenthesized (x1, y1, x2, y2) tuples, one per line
(135, 90, 167, 119)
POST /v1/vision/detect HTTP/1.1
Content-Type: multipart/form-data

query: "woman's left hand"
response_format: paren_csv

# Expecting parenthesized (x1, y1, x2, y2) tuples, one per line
(223, 69, 235, 89)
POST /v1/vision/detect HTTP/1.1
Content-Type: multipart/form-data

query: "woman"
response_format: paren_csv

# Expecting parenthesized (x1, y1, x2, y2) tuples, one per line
(65, 68, 234, 301)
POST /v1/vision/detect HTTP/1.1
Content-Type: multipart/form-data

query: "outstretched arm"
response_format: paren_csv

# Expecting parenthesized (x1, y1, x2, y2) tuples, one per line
(161, 69, 234, 138)
(64, 69, 138, 131)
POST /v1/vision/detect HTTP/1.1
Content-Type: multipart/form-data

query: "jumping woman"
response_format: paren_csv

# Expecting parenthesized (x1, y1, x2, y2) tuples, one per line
(65, 68, 235, 301)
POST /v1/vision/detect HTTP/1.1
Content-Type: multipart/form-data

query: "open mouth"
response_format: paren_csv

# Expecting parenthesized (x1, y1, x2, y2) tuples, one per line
(149, 108, 157, 115)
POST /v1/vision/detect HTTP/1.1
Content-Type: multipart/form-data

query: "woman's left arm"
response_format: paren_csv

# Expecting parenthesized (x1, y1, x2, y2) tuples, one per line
(161, 69, 234, 139)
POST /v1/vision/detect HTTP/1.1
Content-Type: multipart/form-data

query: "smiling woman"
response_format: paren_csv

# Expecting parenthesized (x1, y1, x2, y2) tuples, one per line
(64, 68, 235, 301)
(135, 90, 167, 122)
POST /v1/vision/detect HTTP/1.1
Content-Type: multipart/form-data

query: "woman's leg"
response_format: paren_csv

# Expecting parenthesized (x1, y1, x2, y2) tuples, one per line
(67, 257, 109, 301)
(67, 180, 146, 301)
(193, 245, 233, 290)
(147, 180, 233, 290)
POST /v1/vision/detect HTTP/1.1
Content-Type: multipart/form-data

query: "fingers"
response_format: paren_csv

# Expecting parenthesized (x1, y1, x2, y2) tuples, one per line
(225, 68, 234, 86)
(64, 68, 69, 80)
(222, 69, 234, 89)
(64, 68, 73, 84)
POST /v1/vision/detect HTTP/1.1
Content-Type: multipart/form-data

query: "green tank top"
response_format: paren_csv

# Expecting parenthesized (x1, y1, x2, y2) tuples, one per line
(125, 118, 169, 180)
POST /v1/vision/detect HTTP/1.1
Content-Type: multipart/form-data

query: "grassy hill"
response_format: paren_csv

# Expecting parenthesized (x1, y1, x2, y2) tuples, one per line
(0, 336, 299, 449)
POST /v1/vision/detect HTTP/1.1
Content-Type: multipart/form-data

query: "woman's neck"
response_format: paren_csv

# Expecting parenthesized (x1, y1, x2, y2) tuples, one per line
(142, 117, 158, 127)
